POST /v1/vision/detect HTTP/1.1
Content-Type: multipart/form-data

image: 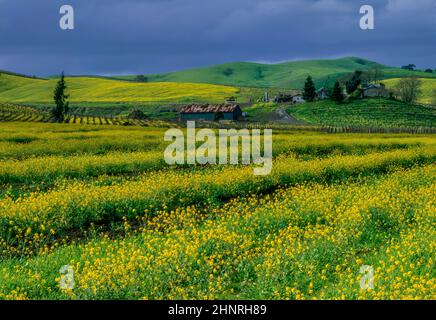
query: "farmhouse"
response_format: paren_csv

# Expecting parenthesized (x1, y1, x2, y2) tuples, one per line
(292, 94, 305, 104)
(362, 83, 389, 98)
(273, 92, 306, 104)
(179, 104, 243, 121)
(273, 93, 293, 103)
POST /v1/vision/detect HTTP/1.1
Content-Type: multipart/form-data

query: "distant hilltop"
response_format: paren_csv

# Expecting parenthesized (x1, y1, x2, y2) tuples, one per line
(112, 56, 436, 89)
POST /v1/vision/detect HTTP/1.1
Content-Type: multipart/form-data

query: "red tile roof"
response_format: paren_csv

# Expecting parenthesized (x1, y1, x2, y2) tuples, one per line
(180, 104, 240, 114)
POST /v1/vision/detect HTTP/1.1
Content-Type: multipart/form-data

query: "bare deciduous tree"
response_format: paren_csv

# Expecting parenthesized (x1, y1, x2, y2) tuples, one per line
(394, 77, 422, 104)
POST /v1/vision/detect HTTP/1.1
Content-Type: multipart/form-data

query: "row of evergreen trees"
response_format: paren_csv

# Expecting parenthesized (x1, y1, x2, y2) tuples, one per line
(303, 68, 383, 103)
(303, 76, 344, 103)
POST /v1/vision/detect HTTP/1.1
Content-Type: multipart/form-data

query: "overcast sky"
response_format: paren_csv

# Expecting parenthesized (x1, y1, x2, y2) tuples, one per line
(0, 0, 435, 76)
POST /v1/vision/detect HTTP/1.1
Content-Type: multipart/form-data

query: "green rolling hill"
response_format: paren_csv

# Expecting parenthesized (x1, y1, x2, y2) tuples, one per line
(117, 57, 436, 89)
(0, 71, 46, 92)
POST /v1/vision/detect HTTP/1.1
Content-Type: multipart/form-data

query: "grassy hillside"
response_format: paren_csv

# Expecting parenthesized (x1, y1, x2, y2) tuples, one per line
(243, 102, 280, 121)
(0, 72, 45, 92)
(382, 69, 436, 80)
(383, 78, 436, 105)
(118, 57, 436, 89)
(0, 73, 239, 104)
(288, 98, 436, 128)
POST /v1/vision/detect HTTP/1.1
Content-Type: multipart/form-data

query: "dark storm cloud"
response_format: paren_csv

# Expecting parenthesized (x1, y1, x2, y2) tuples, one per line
(0, 0, 435, 76)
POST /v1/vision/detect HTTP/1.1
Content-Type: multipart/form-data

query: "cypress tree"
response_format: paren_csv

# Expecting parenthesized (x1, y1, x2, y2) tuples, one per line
(303, 76, 316, 102)
(52, 72, 69, 122)
(331, 81, 344, 103)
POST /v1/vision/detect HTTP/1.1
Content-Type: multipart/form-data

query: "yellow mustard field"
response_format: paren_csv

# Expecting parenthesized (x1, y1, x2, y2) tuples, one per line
(0, 122, 434, 300)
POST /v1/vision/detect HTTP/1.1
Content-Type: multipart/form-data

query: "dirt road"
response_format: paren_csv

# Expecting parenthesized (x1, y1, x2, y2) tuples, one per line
(274, 106, 306, 124)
